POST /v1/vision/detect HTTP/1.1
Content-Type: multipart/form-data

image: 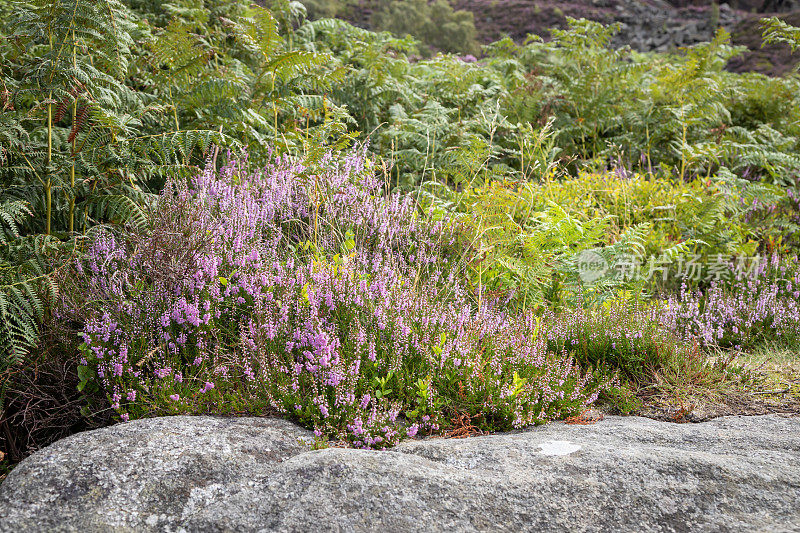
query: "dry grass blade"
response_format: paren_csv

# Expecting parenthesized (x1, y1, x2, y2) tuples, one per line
(565, 409, 604, 425)
(444, 411, 486, 439)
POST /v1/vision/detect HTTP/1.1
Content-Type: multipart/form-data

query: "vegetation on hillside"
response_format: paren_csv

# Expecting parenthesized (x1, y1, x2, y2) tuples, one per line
(2, 0, 800, 467)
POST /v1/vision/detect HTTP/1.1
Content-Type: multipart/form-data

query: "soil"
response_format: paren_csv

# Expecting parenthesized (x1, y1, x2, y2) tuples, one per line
(633, 352, 800, 422)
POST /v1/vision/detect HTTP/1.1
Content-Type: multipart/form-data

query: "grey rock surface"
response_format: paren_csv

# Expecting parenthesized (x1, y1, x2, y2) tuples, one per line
(1, 414, 799, 532)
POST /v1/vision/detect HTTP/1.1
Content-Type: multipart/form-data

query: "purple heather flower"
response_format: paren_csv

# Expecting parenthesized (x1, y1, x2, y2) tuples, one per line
(59, 147, 610, 449)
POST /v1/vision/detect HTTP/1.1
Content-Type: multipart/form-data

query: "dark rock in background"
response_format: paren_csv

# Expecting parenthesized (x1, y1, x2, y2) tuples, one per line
(728, 9, 800, 74)
(302, 1, 800, 75)
(449, 0, 800, 75)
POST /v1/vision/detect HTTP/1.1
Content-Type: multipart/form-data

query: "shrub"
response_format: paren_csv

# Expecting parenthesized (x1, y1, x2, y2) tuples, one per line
(306, 0, 481, 55)
(385, 0, 479, 56)
(425, 167, 785, 310)
(541, 302, 736, 412)
(53, 149, 607, 448)
(543, 304, 688, 384)
(662, 255, 800, 350)
(540, 171, 758, 259)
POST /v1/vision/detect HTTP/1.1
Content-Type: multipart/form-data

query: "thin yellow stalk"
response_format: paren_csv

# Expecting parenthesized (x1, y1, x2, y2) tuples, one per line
(645, 122, 653, 179)
(46, 91, 52, 236)
(46, 24, 54, 235)
(69, 29, 77, 234)
(168, 86, 179, 132)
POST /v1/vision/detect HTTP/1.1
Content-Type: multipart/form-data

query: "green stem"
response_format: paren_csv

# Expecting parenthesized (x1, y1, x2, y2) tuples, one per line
(69, 30, 77, 234)
(272, 73, 277, 137)
(46, 91, 52, 236)
(46, 25, 53, 236)
(169, 86, 180, 132)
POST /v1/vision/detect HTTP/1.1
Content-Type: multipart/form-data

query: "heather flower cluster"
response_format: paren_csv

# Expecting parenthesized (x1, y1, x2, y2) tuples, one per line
(57, 148, 607, 448)
(661, 255, 800, 350)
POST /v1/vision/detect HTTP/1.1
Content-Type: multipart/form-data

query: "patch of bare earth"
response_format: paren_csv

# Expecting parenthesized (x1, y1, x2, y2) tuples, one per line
(633, 349, 800, 422)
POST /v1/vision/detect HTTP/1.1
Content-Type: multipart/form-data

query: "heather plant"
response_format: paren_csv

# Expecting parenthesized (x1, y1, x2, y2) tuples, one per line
(5, 0, 800, 466)
(54, 149, 607, 448)
(544, 304, 696, 384)
(662, 256, 800, 351)
(538, 301, 740, 414)
(0, 0, 348, 365)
